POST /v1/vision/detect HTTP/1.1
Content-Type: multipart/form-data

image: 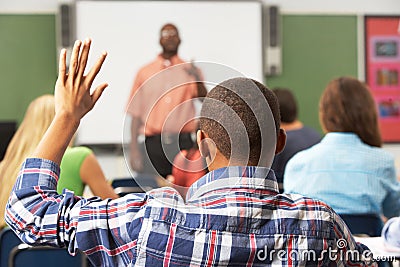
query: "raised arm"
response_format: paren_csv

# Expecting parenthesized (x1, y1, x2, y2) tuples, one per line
(5, 40, 148, 266)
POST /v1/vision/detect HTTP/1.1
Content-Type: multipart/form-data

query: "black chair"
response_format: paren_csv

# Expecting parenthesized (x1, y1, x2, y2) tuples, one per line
(111, 174, 161, 197)
(9, 244, 87, 267)
(339, 213, 383, 237)
(340, 214, 391, 267)
(0, 228, 22, 267)
(0, 121, 17, 161)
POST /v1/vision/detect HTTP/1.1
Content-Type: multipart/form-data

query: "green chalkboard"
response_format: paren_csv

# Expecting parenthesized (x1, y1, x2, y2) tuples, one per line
(266, 15, 358, 133)
(0, 14, 57, 124)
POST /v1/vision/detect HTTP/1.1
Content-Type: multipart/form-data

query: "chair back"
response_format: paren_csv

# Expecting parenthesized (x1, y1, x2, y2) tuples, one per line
(0, 228, 22, 267)
(112, 174, 160, 196)
(339, 213, 383, 237)
(9, 244, 87, 267)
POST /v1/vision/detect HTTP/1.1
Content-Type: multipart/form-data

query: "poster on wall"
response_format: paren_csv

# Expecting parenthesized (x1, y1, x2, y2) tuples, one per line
(365, 16, 400, 142)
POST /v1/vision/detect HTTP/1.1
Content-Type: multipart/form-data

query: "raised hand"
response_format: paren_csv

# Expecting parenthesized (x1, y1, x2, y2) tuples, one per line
(32, 39, 108, 165)
(55, 38, 108, 123)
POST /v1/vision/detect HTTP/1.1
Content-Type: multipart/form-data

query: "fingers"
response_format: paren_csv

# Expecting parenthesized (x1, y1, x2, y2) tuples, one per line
(166, 175, 175, 183)
(58, 48, 67, 81)
(68, 40, 82, 80)
(60, 39, 108, 111)
(86, 51, 107, 89)
(91, 83, 109, 106)
(75, 38, 92, 86)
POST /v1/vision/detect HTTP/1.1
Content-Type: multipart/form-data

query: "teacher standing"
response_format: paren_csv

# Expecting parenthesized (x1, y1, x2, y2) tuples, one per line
(127, 23, 207, 178)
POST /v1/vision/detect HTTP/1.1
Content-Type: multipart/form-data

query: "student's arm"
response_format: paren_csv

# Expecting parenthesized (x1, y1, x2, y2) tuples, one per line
(5, 40, 146, 265)
(381, 160, 400, 218)
(80, 152, 118, 199)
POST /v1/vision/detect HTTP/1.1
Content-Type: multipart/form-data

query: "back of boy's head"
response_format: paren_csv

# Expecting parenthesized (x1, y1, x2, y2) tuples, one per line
(199, 77, 280, 167)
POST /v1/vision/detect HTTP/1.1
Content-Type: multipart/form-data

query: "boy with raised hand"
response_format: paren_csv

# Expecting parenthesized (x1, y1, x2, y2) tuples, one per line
(5, 39, 375, 266)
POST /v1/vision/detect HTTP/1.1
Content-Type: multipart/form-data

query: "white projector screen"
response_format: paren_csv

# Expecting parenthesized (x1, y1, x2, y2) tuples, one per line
(74, 0, 263, 145)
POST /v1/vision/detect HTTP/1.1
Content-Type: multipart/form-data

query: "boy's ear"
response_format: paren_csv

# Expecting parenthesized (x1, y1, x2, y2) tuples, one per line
(197, 130, 210, 158)
(275, 128, 286, 155)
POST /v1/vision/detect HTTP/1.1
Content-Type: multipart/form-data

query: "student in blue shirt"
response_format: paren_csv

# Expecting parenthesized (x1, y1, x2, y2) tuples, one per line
(284, 76, 400, 220)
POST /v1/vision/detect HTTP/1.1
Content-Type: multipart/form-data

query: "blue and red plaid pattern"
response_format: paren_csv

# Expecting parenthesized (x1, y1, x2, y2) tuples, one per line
(6, 158, 376, 266)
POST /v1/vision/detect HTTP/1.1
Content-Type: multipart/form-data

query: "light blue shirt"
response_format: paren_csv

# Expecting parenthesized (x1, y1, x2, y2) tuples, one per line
(284, 132, 400, 218)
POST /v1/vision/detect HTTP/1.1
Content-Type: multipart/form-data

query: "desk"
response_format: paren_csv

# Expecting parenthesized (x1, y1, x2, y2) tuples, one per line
(355, 236, 400, 265)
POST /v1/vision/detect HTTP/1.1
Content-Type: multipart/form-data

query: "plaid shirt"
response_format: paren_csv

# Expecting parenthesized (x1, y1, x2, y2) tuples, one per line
(6, 158, 376, 267)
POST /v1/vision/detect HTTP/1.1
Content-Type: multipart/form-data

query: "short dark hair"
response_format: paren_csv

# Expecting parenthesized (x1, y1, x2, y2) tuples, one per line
(272, 88, 298, 123)
(199, 77, 280, 166)
(320, 76, 382, 147)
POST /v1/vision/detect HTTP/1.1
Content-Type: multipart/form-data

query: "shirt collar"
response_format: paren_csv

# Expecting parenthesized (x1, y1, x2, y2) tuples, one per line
(321, 132, 362, 145)
(157, 54, 183, 67)
(186, 166, 279, 202)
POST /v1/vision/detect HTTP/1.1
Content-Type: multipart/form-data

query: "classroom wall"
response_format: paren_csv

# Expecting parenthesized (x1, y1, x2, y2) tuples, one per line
(1, 0, 398, 123)
(1, 0, 399, 14)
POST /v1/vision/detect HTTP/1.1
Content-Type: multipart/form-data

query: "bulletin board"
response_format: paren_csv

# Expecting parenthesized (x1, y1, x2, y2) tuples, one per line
(365, 16, 400, 142)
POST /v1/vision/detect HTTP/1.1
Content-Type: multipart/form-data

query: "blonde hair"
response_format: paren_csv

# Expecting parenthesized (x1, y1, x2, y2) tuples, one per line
(0, 94, 55, 229)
